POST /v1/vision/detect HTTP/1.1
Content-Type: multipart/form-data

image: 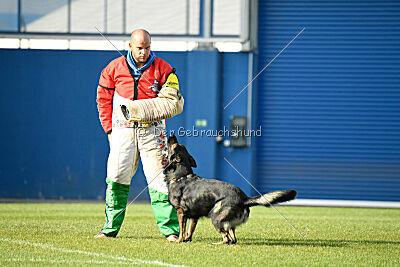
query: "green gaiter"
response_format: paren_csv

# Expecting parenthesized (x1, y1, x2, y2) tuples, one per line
(101, 178, 130, 237)
(149, 187, 179, 237)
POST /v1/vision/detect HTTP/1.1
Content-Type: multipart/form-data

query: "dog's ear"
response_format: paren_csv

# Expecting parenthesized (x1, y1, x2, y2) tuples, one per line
(189, 154, 197, 168)
(168, 134, 178, 146)
(182, 147, 197, 168)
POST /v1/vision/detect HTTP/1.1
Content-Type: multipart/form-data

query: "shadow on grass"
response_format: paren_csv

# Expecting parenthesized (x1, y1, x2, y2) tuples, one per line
(237, 238, 400, 247)
(118, 235, 400, 248)
(121, 235, 168, 240)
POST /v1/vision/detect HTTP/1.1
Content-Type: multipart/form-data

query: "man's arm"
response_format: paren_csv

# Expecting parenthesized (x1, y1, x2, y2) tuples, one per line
(120, 70, 184, 122)
(96, 66, 115, 135)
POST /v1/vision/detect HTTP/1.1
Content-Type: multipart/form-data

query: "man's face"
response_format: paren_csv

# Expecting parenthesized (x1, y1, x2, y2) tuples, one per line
(129, 37, 151, 66)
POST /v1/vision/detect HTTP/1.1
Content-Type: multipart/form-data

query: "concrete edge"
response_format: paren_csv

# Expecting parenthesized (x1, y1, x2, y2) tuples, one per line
(1, 198, 399, 208)
(0, 198, 149, 204)
(279, 198, 400, 209)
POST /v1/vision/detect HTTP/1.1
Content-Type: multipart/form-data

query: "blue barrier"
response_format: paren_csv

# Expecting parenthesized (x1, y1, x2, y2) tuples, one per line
(0, 49, 253, 200)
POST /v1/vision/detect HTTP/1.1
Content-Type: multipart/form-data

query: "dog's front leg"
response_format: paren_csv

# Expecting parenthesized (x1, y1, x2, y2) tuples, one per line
(176, 208, 187, 242)
(184, 218, 198, 242)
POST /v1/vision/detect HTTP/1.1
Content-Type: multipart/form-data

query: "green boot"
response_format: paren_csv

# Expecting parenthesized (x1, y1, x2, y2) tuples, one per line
(149, 187, 179, 237)
(101, 178, 130, 237)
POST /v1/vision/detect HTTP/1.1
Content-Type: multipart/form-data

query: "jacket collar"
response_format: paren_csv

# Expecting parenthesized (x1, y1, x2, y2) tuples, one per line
(126, 50, 155, 78)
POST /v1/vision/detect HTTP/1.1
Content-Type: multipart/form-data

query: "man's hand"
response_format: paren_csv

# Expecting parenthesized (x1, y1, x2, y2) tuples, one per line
(108, 133, 111, 142)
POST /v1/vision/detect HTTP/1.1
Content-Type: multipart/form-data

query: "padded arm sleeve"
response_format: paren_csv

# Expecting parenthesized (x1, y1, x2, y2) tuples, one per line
(120, 72, 184, 122)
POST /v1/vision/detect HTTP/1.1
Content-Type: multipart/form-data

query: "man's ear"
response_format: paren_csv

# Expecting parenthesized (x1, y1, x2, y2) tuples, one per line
(168, 134, 178, 146)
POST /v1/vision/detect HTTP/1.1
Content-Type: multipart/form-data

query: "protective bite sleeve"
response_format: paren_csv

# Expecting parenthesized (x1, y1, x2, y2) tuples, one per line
(120, 72, 184, 122)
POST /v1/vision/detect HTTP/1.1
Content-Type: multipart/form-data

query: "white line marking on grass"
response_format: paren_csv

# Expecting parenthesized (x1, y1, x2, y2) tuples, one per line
(0, 238, 185, 267)
(6, 258, 132, 265)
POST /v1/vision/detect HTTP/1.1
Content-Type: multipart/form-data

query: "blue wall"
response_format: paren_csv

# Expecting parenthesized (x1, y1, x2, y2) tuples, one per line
(218, 52, 256, 195)
(256, 0, 400, 202)
(0, 49, 252, 200)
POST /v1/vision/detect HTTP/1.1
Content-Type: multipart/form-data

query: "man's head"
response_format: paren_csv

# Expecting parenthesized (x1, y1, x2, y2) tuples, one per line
(129, 29, 151, 68)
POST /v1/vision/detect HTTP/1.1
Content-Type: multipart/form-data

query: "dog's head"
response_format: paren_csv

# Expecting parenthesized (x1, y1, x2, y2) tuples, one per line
(163, 135, 197, 179)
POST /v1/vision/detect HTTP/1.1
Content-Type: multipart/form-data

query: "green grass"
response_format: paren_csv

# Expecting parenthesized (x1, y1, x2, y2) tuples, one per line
(0, 203, 399, 266)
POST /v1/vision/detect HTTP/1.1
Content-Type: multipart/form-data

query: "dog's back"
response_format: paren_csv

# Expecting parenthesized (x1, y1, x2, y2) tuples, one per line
(168, 174, 248, 219)
(164, 135, 297, 244)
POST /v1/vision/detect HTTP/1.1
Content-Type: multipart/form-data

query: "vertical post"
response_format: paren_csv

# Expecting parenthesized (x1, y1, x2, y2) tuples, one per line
(122, 0, 126, 34)
(17, 0, 21, 32)
(198, 0, 213, 49)
(248, 0, 258, 51)
(247, 52, 253, 146)
(67, 0, 71, 33)
(241, 0, 250, 41)
(186, 0, 190, 35)
(104, 0, 107, 33)
(203, 0, 211, 39)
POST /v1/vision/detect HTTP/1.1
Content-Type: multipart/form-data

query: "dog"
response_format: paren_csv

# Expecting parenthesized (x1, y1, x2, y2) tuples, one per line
(163, 135, 297, 244)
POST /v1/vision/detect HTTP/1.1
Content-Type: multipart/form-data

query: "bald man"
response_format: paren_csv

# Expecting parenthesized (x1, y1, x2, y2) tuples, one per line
(95, 29, 180, 242)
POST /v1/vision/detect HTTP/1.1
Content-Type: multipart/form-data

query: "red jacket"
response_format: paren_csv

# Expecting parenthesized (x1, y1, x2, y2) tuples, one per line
(97, 55, 173, 133)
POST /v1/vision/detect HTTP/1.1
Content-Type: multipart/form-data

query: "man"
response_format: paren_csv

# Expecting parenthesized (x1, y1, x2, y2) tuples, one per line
(95, 29, 180, 242)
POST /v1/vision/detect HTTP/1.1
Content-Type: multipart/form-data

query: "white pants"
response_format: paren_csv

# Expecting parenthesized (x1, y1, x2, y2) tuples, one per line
(107, 125, 169, 195)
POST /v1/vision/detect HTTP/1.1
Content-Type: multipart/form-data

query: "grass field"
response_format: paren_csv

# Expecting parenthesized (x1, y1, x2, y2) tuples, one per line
(1, 203, 399, 266)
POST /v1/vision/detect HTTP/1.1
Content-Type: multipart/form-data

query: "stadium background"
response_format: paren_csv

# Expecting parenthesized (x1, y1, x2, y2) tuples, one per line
(0, 0, 399, 205)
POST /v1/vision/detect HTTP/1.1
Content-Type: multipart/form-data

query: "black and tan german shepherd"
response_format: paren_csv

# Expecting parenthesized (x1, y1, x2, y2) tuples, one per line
(163, 135, 297, 244)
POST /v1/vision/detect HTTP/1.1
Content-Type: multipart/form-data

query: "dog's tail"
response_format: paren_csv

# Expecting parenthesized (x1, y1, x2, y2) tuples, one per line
(244, 190, 297, 208)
